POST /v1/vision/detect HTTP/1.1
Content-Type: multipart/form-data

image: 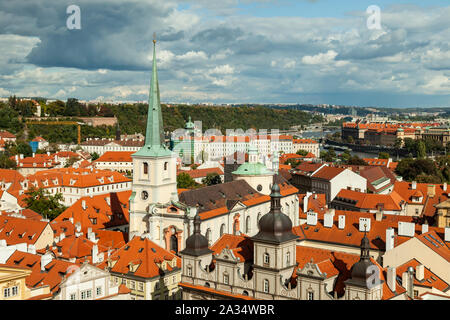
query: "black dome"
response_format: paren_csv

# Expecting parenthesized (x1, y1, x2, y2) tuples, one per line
(180, 215, 213, 257)
(251, 181, 298, 244)
(347, 232, 375, 288)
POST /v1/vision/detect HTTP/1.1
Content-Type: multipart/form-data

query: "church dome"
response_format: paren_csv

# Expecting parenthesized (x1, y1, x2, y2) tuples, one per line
(251, 180, 298, 244)
(348, 233, 375, 287)
(180, 215, 212, 257)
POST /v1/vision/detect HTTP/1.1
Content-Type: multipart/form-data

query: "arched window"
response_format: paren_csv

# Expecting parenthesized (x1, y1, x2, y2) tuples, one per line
(164, 162, 168, 170)
(286, 252, 290, 265)
(223, 273, 229, 285)
(220, 224, 226, 237)
(242, 290, 249, 296)
(187, 266, 192, 277)
(257, 213, 262, 224)
(204, 282, 210, 288)
(263, 279, 269, 293)
(143, 162, 148, 175)
(245, 216, 251, 234)
(263, 253, 270, 265)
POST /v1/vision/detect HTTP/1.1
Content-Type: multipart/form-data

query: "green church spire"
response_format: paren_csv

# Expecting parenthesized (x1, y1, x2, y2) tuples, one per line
(134, 36, 172, 157)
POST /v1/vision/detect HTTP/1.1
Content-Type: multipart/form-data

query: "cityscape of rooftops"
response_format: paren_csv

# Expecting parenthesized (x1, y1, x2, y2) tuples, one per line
(0, 0, 449, 311)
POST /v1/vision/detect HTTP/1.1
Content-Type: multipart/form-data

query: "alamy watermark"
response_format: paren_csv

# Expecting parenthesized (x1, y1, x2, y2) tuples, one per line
(66, 5, 81, 30)
(366, 5, 382, 30)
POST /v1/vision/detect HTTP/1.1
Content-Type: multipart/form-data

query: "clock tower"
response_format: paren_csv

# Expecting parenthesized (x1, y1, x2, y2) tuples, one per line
(128, 38, 178, 240)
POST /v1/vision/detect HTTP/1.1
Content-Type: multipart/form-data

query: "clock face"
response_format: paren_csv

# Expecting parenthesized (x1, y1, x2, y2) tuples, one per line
(141, 190, 149, 200)
(257, 184, 263, 192)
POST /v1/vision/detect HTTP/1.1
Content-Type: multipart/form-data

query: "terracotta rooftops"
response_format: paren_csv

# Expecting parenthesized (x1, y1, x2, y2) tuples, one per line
(178, 167, 224, 179)
(311, 166, 346, 180)
(53, 191, 131, 232)
(26, 168, 131, 189)
(5, 251, 78, 294)
(335, 189, 405, 211)
(211, 234, 254, 262)
(295, 210, 448, 251)
(97, 236, 181, 279)
(0, 215, 49, 246)
(0, 130, 16, 139)
(396, 258, 449, 291)
(95, 151, 134, 163)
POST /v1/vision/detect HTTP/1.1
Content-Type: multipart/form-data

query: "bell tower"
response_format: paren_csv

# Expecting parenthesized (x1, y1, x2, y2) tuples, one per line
(129, 37, 178, 240)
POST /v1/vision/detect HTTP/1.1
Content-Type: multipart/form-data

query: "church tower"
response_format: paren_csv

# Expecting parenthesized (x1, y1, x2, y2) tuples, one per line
(251, 178, 299, 299)
(128, 38, 178, 240)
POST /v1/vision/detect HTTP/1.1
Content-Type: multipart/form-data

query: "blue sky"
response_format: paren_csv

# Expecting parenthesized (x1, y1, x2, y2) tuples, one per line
(0, 0, 449, 108)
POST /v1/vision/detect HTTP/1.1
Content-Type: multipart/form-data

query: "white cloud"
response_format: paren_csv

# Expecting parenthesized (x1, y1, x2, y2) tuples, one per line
(302, 50, 338, 65)
(210, 64, 235, 75)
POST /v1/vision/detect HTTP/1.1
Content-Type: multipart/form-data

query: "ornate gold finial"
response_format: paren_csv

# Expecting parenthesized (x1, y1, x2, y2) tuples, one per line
(153, 32, 157, 44)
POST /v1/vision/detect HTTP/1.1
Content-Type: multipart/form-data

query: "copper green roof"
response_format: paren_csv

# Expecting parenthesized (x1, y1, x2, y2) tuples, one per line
(185, 116, 195, 130)
(133, 40, 172, 158)
(232, 162, 274, 176)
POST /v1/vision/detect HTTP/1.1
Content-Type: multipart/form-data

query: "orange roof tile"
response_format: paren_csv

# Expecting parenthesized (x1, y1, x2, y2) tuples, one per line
(95, 151, 134, 163)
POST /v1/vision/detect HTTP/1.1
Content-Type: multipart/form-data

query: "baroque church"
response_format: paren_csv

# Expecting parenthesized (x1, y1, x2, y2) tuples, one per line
(128, 40, 299, 253)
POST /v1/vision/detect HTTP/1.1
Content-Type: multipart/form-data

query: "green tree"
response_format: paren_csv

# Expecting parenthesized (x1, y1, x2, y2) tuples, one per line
(416, 140, 426, 159)
(394, 138, 403, 149)
(348, 156, 368, 165)
(346, 135, 354, 144)
(285, 158, 302, 168)
(64, 156, 79, 168)
(378, 152, 390, 159)
(202, 173, 222, 186)
(296, 149, 308, 156)
(90, 152, 100, 161)
(0, 154, 16, 169)
(13, 142, 33, 157)
(24, 187, 67, 220)
(177, 172, 197, 188)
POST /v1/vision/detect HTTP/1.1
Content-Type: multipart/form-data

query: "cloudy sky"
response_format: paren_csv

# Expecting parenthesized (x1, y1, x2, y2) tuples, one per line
(0, 0, 449, 107)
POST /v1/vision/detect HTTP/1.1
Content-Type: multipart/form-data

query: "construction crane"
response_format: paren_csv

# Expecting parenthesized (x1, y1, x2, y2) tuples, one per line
(25, 121, 85, 145)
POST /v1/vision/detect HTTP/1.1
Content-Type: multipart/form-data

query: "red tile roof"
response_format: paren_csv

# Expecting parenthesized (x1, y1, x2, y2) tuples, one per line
(179, 282, 255, 300)
(0, 130, 16, 139)
(178, 167, 224, 179)
(335, 189, 405, 211)
(5, 251, 78, 294)
(95, 151, 134, 163)
(53, 191, 131, 232)
(0, 215, 49, 246)
(210, 234, 253, 262)
(396, 258, 449, 291)
(97, 236, 181, 279)
(312, 166, 346, 180)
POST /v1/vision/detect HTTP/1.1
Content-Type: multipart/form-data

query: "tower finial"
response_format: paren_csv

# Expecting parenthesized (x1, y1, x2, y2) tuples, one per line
(153, 32, 157, 44)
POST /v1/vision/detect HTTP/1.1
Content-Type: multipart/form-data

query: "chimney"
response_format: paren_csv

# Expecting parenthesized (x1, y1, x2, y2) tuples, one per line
(41, 253, 53, 272)
(359, 217, 371, 232)
(411, 181, 416, 190)
(92, 244, 99, 264)
(303, 192, 312, 213)
(105, 197, 110, 206)
(27, 244, 36, 255)
(402, 271, 410, 296)
(416, 264, 424, 282)
(338, 215, 345, 229)
(47, 151, 50, 156)
(15, 154, 19, 163)
(427, 184, 435, 197)
(421, 223, 428, 234)
(60, 232, 65, 241)
(387, 267, 396, 292)
(406, 267, 415, 298)
(324, 213, 333, 228)
(386, 228, 395, 251)
(445, 227, 450, 242)
(20, 154, 24, 159)
(69, 217, 74, 224)
(306, 211, 318, 226)
(443, 182, 447, 192)
(82, 200, 87, 210)
(398, 222, 415, 237)
(375, 210, 383, 221)
(32, 152, 35, 158)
